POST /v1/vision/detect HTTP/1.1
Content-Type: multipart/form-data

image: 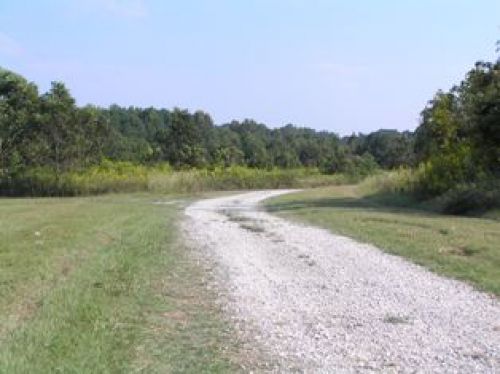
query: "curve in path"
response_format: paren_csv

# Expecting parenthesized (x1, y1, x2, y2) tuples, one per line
(183, 190, 500, 373)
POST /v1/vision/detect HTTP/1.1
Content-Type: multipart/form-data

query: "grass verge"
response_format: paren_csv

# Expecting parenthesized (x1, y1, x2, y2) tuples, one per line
(265, 185, 500, 296)
(0, 194, 236, 373)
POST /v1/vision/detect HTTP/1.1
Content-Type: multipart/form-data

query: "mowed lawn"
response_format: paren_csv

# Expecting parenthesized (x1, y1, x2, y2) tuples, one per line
(266, 186, 500, 296)
(0, 194, 235, 373)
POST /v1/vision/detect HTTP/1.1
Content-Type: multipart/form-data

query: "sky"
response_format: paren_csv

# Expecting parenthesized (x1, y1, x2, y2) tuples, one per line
(0, 1, 499, 135)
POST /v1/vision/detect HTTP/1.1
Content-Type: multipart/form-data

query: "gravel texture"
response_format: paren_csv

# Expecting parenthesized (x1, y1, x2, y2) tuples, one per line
(182, 190, 500, 373)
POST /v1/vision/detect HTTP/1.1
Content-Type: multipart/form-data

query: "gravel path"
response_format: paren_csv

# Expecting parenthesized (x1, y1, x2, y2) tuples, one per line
(183, 190, 500, 373)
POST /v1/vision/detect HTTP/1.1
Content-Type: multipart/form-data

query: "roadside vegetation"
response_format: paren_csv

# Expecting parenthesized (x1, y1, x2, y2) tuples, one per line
(1, 162, 356, 197)
(266, 184, 500, 296)
(0, 194, 236, 373)
(365, 58, 500, 215)
(2, 55, 499, 215)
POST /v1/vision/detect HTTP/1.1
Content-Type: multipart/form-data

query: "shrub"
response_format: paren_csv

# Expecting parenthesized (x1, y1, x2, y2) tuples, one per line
(357, 168, 500, 215)
(436, 182, 500, 215)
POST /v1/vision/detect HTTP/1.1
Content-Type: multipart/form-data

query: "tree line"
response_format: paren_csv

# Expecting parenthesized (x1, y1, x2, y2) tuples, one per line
(1, 55, 499, 202)
(0, 67, 414, 180)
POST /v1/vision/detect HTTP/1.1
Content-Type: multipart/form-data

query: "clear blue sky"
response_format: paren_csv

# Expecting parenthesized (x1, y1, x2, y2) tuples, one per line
(1, 1, 498, 135)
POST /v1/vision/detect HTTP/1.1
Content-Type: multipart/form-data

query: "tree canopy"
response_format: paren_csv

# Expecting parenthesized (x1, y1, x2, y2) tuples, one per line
(1, 66, 415, 179)
(2, 56, 498, 200)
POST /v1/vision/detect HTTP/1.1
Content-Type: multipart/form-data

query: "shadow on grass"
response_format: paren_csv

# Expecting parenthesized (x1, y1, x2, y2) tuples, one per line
(267, 191, 438, 218)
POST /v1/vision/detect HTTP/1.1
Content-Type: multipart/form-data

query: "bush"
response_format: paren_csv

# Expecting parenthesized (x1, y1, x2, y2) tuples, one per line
(411, 143, 480, 198)
(437, 182, 500, 215)
(357, 168, 500, 215)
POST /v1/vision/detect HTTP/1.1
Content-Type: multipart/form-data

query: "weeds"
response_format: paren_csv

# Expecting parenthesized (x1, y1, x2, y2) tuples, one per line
(1, 162, 350, 197)
(358, 170, 500, 216)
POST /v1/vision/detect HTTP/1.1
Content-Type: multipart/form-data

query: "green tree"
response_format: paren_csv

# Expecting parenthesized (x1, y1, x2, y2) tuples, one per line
(165, 108, 206, 167)
(0, 68, 39, 176)
(38, 82, 79, 174)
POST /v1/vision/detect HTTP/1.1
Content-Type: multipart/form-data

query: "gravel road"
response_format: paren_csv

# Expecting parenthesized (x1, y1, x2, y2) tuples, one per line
(183, 190, 500, 373)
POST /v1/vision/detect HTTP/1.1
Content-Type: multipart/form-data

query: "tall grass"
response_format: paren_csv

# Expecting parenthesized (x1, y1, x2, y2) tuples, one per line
(149, 166, 353, 193)
(0, 162, 352, 197)
(357, 168, 418, 196)
(359, 169, 500, 216)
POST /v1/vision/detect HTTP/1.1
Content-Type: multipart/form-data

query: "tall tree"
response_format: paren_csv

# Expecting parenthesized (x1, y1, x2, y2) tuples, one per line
(0, 68, 39, 176)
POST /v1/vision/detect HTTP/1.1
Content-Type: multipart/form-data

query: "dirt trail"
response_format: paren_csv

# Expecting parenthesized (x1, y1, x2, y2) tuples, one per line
(183, 190, 500, 373)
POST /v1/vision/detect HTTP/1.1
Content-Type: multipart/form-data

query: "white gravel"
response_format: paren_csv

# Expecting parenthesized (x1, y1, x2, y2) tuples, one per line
(182, 190, 500, 373)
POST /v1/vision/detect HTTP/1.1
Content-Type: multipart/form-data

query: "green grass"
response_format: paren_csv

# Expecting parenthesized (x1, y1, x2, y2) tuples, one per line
(0, 194, 236, 373)
(265, 185, 500, 296)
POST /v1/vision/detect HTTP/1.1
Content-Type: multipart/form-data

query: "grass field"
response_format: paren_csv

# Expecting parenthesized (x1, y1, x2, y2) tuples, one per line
(266, 185, 500, 296)
(0, 194, 235, 373)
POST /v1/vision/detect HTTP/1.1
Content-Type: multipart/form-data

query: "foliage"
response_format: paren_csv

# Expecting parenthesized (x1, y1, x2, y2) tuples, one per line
(359, 169, 500, 216)
(413, 60, 500, 198)
(3, 56, 499, 211)
(345, 57, 500, 215)
(0, 68, 39, 176)
(357, 56, 500, 214)
(0, 160, 352, 196)
(436, 181, 500, 215)
(343, 130, 415, 169)
(2, 66, 419, 197)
